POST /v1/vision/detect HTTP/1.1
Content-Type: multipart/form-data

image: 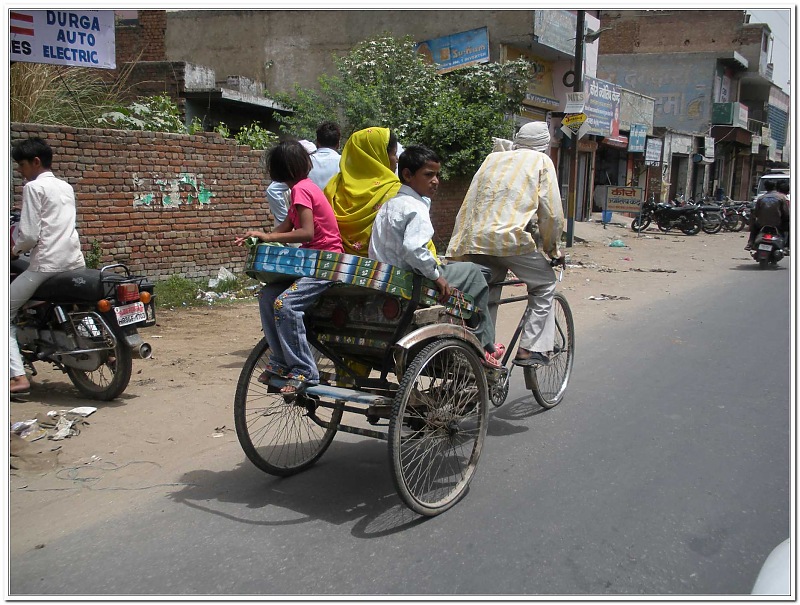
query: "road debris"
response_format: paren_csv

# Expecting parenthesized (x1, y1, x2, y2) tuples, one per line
(588, 294, 631, 301)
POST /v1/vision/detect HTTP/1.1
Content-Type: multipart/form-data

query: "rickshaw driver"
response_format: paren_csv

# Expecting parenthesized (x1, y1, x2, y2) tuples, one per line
(445, 121, 565, 367)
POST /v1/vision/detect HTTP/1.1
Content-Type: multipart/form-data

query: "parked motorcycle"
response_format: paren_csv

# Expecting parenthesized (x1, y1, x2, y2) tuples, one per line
(10, 214, 156, 400)
(687, 198, 724, 234)
(631, 199, 702, 235)
(720, 201, 748, 232)
(750, 226, 785, 269)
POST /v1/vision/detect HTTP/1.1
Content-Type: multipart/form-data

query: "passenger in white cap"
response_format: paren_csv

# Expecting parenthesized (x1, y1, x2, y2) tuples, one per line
(446, 121, 565, 367)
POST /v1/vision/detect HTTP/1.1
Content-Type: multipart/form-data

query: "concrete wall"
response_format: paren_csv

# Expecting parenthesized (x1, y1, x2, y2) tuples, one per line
(164, 10, 535, 95)
(598, 53, 718, 133)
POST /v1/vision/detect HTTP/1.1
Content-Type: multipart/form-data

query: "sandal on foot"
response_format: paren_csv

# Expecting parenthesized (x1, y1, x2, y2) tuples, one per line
(490, 343, 506, 360)
(513, 349, 550, 367)
(280, 377, 310, 401)
(482, 350, 502, 369)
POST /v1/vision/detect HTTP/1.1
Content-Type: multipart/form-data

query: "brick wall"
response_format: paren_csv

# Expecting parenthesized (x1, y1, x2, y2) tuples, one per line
(11, 123, 469, 280)
(600, 10, 746, 54)
(115, 10, 167, 64)
(11, 123, 268, 280)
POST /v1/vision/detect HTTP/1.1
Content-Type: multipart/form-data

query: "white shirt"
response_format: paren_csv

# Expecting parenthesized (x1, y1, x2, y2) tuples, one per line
(308, 147, 341, 191)
(266, 181, 290, 226)
(368, 185, 440, 281)
(13, 171, 85, 272)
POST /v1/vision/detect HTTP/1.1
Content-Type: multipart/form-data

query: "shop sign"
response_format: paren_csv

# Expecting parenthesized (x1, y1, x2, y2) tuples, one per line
(628, 124, 647, 153)
(564, 92, 586, 114)
(10, 10, 116, 69)
(645, 137, 663, 166)
(416, 27, 489, 74)
(751, 135, 761, 154)
(704, 136, 715, 161)
(533, 10, 577, 56)
(504, 45, 559, 110)
(606, 186, 644, 213)
(734, 102, 749, 129)
(584, 76, 621, 137)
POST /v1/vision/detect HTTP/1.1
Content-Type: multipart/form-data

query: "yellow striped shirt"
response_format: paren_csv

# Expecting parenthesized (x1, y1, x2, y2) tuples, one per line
(446, 149, 565, 259)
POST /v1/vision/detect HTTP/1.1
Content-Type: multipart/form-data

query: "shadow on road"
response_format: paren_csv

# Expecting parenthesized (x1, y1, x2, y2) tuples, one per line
(167, 438, 429, 539)
(729, 262, 789, 271)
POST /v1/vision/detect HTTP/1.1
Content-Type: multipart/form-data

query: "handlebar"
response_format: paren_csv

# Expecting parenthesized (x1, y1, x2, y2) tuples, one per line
(550, 255, 567, 282)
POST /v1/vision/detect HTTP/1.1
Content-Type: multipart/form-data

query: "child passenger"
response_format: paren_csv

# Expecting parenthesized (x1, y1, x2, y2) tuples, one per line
(368, 145, 504, 368)
(236, 140, 344, 399)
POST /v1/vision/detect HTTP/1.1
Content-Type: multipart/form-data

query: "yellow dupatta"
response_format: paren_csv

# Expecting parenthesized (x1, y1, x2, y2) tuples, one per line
(324, 127, 438, 259)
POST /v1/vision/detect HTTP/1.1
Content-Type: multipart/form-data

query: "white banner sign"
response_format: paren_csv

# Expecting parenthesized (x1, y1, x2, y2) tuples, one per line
(10, 10, 116, 69)
(564, 92, 586, 114)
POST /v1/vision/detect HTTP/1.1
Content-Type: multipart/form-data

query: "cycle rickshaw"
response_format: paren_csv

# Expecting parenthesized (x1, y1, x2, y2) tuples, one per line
(234, 243, 574, 516)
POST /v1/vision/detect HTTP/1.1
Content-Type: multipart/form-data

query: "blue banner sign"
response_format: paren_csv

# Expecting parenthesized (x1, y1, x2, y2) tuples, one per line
(628, 123, 647, 153)
(584, 76, 621, 137)
(416, 27, 489, 74)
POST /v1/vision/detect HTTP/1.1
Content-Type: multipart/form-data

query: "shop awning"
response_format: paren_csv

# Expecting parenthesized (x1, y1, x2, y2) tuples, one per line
(601, 135, 629, 149)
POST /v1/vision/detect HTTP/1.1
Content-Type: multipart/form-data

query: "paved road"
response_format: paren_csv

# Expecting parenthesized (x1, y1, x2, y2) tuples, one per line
(10, 261, 791, 596)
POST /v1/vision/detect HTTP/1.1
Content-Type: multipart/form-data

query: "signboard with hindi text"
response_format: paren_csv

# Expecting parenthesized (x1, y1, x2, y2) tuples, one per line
(10, 10, 116, 69)
(605, 186, 644, 213)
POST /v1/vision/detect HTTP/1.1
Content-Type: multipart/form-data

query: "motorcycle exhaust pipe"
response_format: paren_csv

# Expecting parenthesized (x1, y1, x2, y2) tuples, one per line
(124, 333, 153, 359)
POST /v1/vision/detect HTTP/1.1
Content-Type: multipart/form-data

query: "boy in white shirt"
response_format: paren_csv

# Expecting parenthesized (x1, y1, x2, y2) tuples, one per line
(10, 137, 85, 395)
(369, 145, 503, 367)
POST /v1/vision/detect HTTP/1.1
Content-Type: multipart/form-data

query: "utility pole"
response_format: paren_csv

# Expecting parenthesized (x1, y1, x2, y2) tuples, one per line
(565, 10, 585, 248)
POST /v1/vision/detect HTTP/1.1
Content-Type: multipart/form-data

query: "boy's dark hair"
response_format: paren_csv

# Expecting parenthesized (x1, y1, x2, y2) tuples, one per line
(316, 121, 341, 149)
(398, 145, 440, 182)
(268, 140, 311, 183)
(11, 137, 53, 168)
(776, 180, 790, 194)
(764, 179, 777, 192)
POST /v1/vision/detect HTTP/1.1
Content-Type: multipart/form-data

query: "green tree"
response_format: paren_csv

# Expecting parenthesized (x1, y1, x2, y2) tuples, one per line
(270, 33, 534, 177)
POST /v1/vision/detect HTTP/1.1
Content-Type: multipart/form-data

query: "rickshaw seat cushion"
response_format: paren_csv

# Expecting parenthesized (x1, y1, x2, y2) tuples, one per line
(244, 243, 477, 317)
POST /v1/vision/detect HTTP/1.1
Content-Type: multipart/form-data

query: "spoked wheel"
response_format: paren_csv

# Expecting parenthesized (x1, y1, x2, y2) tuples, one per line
(66, 319, 132, 401)
(701, 212, 723, 234)
(388, 339, 489, 516)
(233, 338, 343, 476)
(488, 367, 510, 407)
(681, 218, 702, 235)
(631, 216, 651, 231)
(529, 293, 575, 409)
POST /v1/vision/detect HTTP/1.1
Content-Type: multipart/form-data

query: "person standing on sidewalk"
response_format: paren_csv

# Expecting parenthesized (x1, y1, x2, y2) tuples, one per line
(10, 137, 85, 395)
(446, 122, 565, 367)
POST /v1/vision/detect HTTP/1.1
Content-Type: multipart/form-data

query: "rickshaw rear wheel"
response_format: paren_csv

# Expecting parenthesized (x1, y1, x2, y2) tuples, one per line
(388, 338, 488, 516)
(234, 338, 343, 476)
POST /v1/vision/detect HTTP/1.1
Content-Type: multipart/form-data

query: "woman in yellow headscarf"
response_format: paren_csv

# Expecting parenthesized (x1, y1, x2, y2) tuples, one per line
(324, 127, 400, 256)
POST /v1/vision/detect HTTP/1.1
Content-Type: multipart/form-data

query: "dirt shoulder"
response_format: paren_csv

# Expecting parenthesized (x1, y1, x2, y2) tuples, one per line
(8, 215, 761, 553)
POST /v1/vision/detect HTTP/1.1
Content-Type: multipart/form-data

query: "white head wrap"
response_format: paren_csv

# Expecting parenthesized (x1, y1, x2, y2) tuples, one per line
(298, 139, 317, 155)
(513, 122, 550, 152)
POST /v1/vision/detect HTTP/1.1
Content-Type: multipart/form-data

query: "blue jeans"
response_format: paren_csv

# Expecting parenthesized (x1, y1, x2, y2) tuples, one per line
(259, 277, 333, 383)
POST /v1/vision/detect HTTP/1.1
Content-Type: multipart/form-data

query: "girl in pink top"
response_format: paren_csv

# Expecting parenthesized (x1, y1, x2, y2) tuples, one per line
(236, 140, 343, 398)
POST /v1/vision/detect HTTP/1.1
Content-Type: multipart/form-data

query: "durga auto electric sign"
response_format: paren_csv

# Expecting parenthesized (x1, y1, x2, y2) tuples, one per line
(10, 10, 116, 69)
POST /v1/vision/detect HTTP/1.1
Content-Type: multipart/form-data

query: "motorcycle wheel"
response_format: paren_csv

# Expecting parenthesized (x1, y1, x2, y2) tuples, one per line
(66, 330, 133, 401)
(681, 218, 702, 236)
(657, 221, 671, 233)
(733, 216, 747, 232)
(701, 213, 723, 234)
(631, 216, 651, 231)
(759, 258, 769, 270)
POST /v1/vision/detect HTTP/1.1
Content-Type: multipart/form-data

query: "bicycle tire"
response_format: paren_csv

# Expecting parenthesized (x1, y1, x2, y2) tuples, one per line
(388, 338, 488, 516)
(530, 293, 575, 409)
(233, 338, 342, 476)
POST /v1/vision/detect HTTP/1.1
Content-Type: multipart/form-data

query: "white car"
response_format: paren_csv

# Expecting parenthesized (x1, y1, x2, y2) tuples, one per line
(753, 169, 790, 202)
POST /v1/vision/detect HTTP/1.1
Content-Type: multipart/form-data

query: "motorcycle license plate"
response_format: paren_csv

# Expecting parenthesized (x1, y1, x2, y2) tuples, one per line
(114, 302, 147, 326)
(758, 244, 773, 251)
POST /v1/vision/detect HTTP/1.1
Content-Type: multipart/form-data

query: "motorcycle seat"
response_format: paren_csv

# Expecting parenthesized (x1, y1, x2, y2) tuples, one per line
(32, 268, 129, 303)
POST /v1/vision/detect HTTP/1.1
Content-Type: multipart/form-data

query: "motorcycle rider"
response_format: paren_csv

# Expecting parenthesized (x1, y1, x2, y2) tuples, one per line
(745, 179, 790, 251)
(776, 179, 790, 253)
(10, 137, 85, 396)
